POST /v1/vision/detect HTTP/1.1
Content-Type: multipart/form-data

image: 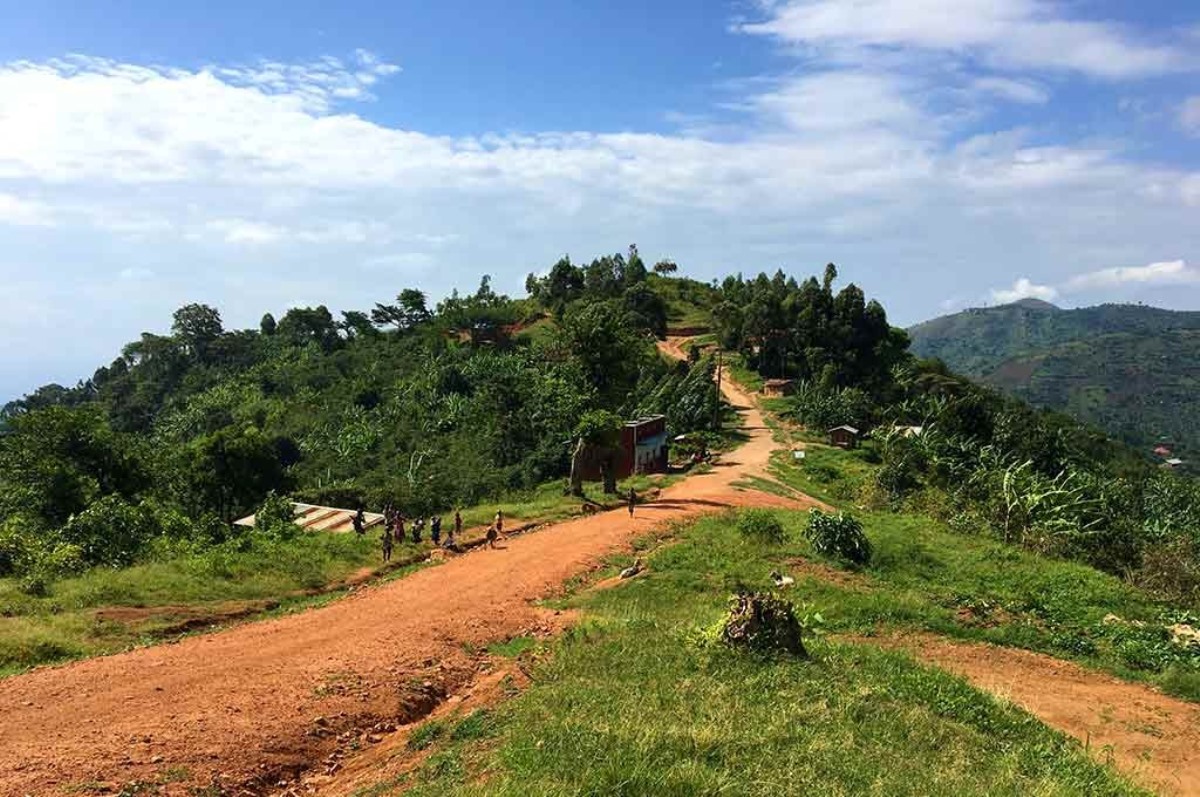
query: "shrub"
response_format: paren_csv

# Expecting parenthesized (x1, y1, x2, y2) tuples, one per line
(253, 491, 299, 540)
(804, 462, 841, 484)
(718, 591, 807, 657)
(0, 517, 40, 577)
(737, 509, 785, 544)
(1137, 536, 1200, 605)
(805, 509, 872, 565)
(56, 496, 158, 568)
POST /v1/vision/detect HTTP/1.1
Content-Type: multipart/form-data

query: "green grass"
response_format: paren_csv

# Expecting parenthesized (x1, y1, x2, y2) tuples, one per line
(0, 532, 384, 676)
(722, 350, 763, 393)
(373, 510, 1147, 796)
(762, 442, 1200, 700)
(487, 636, 538, 658)
(769, 442, 878, 505)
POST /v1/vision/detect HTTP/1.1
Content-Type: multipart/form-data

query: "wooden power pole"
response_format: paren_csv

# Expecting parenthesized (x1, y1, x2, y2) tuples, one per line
(712, 347, 723, 430)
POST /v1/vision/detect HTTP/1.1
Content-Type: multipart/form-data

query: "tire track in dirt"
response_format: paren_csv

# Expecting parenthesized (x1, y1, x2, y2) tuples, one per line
(0, 340, 813, 796)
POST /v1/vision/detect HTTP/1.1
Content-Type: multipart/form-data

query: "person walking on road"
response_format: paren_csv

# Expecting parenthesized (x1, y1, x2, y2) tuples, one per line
(494, 509, 504, 535)
(486, 523, 499, 549)
(381, 527, 393, 562)
(627, 487, 637, 518)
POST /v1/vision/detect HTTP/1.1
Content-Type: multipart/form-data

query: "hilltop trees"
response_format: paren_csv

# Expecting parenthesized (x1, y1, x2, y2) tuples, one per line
(714, 267, 908, 392)
(525, 246, 667, 338)
(172, 303, 223, 364)
(371, 288, 431, 332)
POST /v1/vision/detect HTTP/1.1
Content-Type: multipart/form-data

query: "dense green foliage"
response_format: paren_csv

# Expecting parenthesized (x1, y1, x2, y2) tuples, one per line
(700, 267, 1200, 599)
(908, 299, 1200, 455)
(0, 252, 719, 587)
(382, 511, 1148, 795)
(805, 509, 872, 565)
(711, 263, 908, 391)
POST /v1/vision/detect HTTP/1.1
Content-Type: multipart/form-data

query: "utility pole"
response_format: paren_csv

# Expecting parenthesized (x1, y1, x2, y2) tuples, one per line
(712, 347, 723, 430)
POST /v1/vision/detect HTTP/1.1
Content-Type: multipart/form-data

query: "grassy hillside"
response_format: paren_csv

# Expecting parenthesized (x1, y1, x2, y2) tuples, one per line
(909, 301, 1200, 455)
(370, 507, 1159, 796)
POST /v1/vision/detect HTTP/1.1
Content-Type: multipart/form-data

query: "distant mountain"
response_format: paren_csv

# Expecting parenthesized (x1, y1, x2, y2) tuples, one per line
(908, 302, 1200, 455)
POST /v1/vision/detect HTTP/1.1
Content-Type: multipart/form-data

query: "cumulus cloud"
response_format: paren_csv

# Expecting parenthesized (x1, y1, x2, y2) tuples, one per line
(985, 260, 1199, 306)
(738, 0, 1192, 78)
(991, 277, 1058, 303)
(0, 42, 1198, 397)
(1064, 260, 1199, 291)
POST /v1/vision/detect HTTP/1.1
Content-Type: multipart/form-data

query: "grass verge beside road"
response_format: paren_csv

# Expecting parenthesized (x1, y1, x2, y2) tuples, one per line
(366, 510, 1147, 796)
(0, 473, 677, 677)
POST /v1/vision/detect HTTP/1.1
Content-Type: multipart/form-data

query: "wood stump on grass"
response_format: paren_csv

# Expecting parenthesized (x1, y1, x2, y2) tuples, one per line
(720, 592, 807, 657)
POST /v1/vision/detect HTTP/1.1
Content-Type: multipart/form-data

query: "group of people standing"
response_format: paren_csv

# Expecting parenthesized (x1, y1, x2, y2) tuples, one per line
(356, 504, 505, 562)
(352, 488, 638, 564)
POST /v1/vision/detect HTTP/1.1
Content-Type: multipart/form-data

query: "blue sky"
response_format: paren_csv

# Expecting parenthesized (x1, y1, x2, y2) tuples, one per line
(0, 0, 1198, 399)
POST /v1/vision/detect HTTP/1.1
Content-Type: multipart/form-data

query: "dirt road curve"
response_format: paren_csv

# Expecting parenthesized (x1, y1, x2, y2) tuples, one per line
(894, 634, 1200, 797)
(0, 342, 807, 796)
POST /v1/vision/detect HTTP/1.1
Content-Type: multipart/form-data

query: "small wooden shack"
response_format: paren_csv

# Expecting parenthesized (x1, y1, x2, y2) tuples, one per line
(762, 378, 797, 397)
(828, 425, 860, 450)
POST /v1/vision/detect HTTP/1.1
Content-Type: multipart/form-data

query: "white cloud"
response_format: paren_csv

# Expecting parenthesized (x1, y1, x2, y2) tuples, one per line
(0, 47, 1198, 398)
(972, 76, 1048, 104)
(748, 71, 924, 132)
(204, 219, 287, 245)
(1064, 259, 1198, 291)
(980, 260, 1199, 307)
(1182, 96, 1200, 134)
(991, 277, 1058, 303)
(118, 267, 154, 281)
(363, 252, 436, 271)
(0, 193, 54, 226)
(739, 0, 1192, 79)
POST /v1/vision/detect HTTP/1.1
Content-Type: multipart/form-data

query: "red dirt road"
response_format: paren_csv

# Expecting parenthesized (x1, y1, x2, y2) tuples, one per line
(0, 353, 807, 796)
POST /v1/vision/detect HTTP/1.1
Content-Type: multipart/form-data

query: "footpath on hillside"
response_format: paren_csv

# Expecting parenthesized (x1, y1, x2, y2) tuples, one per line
(0, 342, 814, 796)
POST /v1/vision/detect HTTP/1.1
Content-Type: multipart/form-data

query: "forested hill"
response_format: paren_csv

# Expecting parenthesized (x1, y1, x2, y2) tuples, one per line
(908, 301, 1200, 454)
(5, 253, 1200, 607)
